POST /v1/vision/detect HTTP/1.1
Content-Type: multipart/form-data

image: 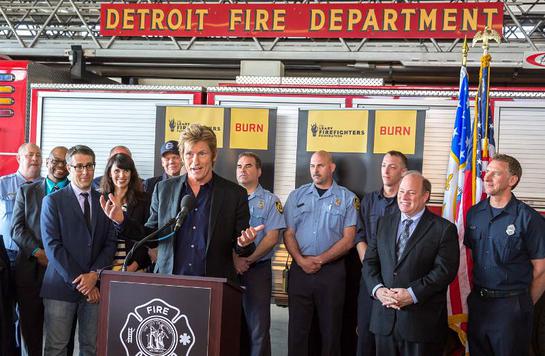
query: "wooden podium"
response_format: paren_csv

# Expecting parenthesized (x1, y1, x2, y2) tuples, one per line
(97, 270, 243, 356)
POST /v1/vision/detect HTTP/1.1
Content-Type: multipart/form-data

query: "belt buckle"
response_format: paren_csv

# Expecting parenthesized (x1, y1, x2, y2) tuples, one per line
(479, 289, 488, 297)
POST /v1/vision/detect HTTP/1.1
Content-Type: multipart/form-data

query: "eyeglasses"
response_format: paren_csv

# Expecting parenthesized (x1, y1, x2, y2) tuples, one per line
(70, 163, 96, 172)
(48, 159, 66, 167)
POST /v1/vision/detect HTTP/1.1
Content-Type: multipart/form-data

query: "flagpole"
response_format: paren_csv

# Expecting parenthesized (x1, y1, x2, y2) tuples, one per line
(471, 27, 500, 203)
(445, 36, 472, 351)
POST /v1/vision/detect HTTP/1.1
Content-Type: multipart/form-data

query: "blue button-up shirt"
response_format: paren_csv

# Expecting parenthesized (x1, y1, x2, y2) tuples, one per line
(396, 209, 425, 246)
(248, 185, 286, 262)
(465, 195, 545, 291)
(0, 171, 43, 251)
(173, 180, 212, 276)
(284, 181, 358, 256)
(357, 189, 400, 244)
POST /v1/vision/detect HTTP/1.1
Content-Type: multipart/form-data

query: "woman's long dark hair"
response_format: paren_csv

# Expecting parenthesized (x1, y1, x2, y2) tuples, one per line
(100, 153, 143, 206)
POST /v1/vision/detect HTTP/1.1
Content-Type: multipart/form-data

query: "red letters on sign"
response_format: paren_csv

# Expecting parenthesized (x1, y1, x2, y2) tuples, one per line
(235, 123, 264, 132)
(379, 126, 411, 135)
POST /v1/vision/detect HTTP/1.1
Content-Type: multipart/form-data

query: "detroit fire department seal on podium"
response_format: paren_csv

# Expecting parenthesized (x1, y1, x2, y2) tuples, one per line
(120, 298, 196, 356)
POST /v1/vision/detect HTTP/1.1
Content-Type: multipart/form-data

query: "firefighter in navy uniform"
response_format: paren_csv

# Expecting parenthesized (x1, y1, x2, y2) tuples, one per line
(465, 154, 545, 356)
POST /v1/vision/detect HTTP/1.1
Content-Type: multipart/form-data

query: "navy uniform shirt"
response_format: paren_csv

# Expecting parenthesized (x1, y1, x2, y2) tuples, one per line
(284, 181, 358, 256)
(357, 189, 399, 245)
(248, 185, 286, 262)
(173, 180, 212, 276)
(465, 195, 545, 291)
(0, 172, 43, 251)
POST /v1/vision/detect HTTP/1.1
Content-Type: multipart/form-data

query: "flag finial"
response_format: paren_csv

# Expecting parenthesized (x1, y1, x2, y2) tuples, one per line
(472, 26, 501, 55)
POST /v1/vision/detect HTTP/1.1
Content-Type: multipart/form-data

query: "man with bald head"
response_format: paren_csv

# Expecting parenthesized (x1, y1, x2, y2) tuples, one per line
(0, 142, 43, 353)
(284, 150, 359, 356)
(362, 171, 459, 356)
(12, 146, 69, 356)
(1, 143, 43, 267)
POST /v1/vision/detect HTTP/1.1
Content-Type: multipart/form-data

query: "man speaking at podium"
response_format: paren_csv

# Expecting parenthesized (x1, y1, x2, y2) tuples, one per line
(101, 124, 258, 281)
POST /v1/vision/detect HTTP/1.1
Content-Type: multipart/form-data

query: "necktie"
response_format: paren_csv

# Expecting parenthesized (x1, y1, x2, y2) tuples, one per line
(53, 185, 60, 192)
(81, 193, 91, 232)
(396, 218, 413, 261)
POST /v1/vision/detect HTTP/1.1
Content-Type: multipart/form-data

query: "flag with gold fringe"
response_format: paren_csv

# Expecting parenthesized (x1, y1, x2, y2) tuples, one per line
(443, 33, 496, 353)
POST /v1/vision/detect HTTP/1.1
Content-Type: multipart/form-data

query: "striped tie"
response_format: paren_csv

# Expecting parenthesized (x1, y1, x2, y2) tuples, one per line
(396, 219, 413, 261)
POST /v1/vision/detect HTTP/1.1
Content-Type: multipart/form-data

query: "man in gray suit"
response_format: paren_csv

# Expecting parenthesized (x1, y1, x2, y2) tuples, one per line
(11, 146, 68, 356)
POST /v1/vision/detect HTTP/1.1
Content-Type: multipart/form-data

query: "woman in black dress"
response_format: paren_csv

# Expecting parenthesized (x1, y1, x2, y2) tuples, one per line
(100, 153, 151, 272)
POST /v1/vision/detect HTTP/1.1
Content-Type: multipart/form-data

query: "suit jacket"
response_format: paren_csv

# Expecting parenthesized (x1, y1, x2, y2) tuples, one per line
(143, 175, 163, 194)
(11, 181, 47, 289)
(121, 173, 254, 282)
(362, 209, 459, 343)
(40, 185, 117, 302)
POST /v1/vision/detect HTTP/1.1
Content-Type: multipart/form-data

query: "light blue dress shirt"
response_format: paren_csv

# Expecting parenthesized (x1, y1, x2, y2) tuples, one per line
(248, 185, 286, 262)
(71, 182, 92, 219)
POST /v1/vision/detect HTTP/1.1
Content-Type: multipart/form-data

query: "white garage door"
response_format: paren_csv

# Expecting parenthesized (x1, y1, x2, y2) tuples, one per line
(36, 90, 196, 179)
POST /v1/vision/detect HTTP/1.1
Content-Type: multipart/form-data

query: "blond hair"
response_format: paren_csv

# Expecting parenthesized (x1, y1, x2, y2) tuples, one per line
(179, 124, 217, 160)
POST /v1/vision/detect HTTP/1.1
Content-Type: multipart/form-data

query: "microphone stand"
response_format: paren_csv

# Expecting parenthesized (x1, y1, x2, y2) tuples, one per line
(121, 217, 177, 272)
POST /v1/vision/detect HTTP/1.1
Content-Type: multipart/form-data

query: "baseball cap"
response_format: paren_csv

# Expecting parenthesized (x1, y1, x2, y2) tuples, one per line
(160, 140, 180, 156)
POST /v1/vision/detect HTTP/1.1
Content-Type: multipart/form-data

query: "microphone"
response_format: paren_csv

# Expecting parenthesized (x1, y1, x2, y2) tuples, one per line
(121, 194, 195, 272)
(174, 194, 196, 232)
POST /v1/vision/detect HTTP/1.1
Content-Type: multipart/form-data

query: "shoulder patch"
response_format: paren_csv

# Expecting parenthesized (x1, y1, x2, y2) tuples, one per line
(353, 196, 360, 211)
(275, 201, 284, 214)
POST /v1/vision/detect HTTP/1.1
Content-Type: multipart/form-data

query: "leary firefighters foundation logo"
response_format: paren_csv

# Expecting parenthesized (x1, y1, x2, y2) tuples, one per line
(120, 298, 195, 356)
(306, 110, 369, 153)
(310, 122, 365, 138)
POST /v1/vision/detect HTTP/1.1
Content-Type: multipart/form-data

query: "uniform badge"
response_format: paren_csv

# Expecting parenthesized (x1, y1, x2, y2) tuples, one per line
(275, 201, 284, 214)
(335, 198, 341, 207)
(257, 200, 265, 209)
(506, 224, 516, 236)
(353, 197, 360, 211)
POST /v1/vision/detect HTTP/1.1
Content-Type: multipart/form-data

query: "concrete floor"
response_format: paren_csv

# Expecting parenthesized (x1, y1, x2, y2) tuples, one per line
(271, 304, 289, 356)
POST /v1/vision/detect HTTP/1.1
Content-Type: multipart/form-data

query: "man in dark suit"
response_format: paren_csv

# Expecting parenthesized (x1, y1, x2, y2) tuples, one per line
(101, 124, 258, 282)
(41, 145, 117, 356)
(362, 171, 459, 356)
(11, 146, 68, 356)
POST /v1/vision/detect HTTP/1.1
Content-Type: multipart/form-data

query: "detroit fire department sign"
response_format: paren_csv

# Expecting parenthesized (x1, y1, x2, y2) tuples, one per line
(120, 298, 196, 356)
